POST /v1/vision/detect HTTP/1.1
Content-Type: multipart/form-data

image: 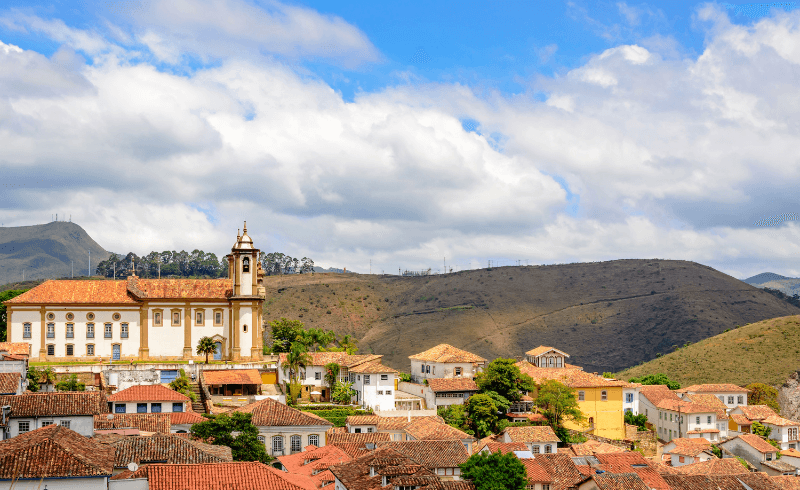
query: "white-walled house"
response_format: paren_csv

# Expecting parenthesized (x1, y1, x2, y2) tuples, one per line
(234, 397, 332, 457)
(523, 346, 571, 369)
(0, 392, 107, 440)
(655, 399, 720, 442)
(499, 426, 561, 455)
(762, 414, 800, 450)
(679, 393, 730, 439)
(718, 434, 782, 473)
(728, 405, 779, 435)
(106, 384, 190, 414)
(677, 384, 748, 412)
(639, 385, 682, 429)
(623, 383, 641, 415)
(397, 378, 478, 410)
(409, 344, 486, 383)
(661, 438, 715, 466)
(348, 360, 398, 412)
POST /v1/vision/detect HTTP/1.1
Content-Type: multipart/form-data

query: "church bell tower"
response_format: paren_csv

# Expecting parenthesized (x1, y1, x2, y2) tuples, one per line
(226, 222, 265, 360)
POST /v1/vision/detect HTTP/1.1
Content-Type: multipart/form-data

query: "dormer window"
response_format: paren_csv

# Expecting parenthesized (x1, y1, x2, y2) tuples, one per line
(369, 465, 376, 477)
(243, 257, 250, 272)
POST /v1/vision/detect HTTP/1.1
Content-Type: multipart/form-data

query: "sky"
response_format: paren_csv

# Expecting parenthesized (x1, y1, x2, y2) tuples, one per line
(1, 0, 800, 278)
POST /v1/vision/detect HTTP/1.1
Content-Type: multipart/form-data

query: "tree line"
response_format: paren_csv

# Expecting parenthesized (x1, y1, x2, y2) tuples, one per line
(94, 250, 314, 279)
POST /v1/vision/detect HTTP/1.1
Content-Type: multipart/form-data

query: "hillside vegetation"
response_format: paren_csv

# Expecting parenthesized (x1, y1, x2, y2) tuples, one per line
(0, 222, 110, 285)
(617, 315, 800, 387)
(744, 272, 800, 296)
(259, 260, 800, 373)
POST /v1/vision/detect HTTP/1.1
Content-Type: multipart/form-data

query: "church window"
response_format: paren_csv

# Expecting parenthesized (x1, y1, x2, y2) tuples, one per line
(154, 312, 162, 326)
(87, 344, 94, 356)
(66, 312, 74, 321)
(105, 323, 113, 338)
(47, 344, 54, 356)
(243, 257, 250, 272)
(47, 312, 55, 321)
(172, 311, 181, 326)
(66, 344, 74, 356)
(47, 323, 55, 338)
(243, 324, 248, 333)
(87, 323, 94, 338)
(86, 312, 95, 321)
(23, 323, 31, 338)
(66, 323, 74, 338)
(214, 311, 223, 326)
(113, 313, 121, 321)
(121, 323, 129, 339)
(196, 310, 204, 325)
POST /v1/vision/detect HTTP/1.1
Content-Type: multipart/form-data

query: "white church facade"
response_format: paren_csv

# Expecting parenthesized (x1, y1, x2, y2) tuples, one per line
(4, 224, 266, 362)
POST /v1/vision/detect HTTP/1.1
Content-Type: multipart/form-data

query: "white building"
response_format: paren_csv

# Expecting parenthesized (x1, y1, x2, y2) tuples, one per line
(348, 360, 398, 412)
(661, 438, 715, 466)
(523, 346, 571, 368)
(623, 383, 641, 415)
(397, 378, 478, 410)
(762, 414, 800, 450)
(639, 384, 681, 428)
(408, 344, 486, 383)
(0, 392, 106, 440)
(3, 224, 265, 362)
(718, 433, 782, 473)
(655, 399, 720, 442)
(677, 384, 748, 412)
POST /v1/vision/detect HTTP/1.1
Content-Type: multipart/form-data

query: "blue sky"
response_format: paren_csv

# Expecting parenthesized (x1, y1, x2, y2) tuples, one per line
(2, 1, 800, 278)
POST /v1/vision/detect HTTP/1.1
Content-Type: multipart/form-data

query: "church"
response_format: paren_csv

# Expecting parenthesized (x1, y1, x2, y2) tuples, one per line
(4, 224, 266, 361)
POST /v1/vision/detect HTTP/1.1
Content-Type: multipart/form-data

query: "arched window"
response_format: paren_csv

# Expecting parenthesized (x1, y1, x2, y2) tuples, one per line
(243, 257, 250, 272)
(243, 324, 248, 333)
(549, 357, 554, 367)
(257, 435, 266, 445)
(589, 417, 594, 426)
(309, 434, 319, 446)
(290, 435, 302, 452)
(272, 436, 283, 454)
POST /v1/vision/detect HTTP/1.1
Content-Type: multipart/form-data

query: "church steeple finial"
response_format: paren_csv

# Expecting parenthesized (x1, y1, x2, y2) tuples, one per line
(243, 221, 247, 233)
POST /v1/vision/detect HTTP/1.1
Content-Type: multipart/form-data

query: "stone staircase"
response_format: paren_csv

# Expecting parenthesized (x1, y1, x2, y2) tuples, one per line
(189, 383, 206, 413)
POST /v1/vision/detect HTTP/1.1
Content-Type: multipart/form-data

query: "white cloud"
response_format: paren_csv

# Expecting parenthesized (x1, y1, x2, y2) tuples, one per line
(0, 12, 109, 54)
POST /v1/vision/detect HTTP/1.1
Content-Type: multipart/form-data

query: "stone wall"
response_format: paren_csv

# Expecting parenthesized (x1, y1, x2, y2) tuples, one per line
(779, 371, 800, 419)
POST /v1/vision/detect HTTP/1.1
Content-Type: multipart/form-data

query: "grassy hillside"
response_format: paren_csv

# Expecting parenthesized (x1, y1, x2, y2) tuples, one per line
(617, 315, 800, 387)
(0, 222, 110, 285)
(743, 272, 800, 296)
(259, 259, 800, 373)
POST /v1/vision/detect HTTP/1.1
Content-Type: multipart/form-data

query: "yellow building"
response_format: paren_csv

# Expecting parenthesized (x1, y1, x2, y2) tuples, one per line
(517, 346, 628, 440)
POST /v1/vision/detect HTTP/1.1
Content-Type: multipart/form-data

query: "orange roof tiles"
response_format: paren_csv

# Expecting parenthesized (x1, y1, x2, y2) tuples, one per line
(477, 441, 528, 454)
(376, 440, 470, 468)
(566, 439, 627, 456)
(656, 399, 716, 414)
(426, 377, 479, 393)
(516, 361, 629, 388)
(639, 385, 682, 406)
(326, 432, 391, 444)
(277, 444, 352, 488)
(593, 452, 671, 490)
(0, 372, 21, 394)
(763, 414, 800, 427)
(408, 344, 486, 363)
(134, 279, 233, 299)
(203, 369, 262, 385)
(0, 342, 31, 356)
(678, 384, 749, 393)
(0, 425, 114, 478)
(502, 426, 560, 443)
(345, 415, 380, 426)
(772, 475, 800, 490)
(404, 416, 473, 441)
(738, 405, 778, 421)
(1, 391, 108, 416)
(731, 414, 753, 426)
(234, 398, 332, 427)
(107, 384, 189, 402)
(667, 457, 749, 475)
(347, 361, 398, 374)
(682, 393, 729, 420)
(526, 346, 569, 357)
(6, 280, 140, 304)
(170, 411, 208, 425)
(94, 413, 172, 433)
(733, 434, 780, 453)
(104, 433, 233, 467)
(521, 458, 552, 483)
(134, 462, 317, 490)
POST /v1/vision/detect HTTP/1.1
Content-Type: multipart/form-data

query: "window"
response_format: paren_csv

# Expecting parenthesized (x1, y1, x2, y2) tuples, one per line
(578, 391, 585, 401)
(121, 323, 129, 339)
(172, 311, 181, 326)
(243, 257, 250, 272)
(349, 373, 355, 383)
(589, 417, 594, 426)
(87, 323, 95, 338)
(381, 374, 388, 381)
(66, 344, 74, 356)
(151, 403, 162, 413)
(679, 456, 685, 463)
(544, 445, 552, 453)
(86, 312, 95, 321)
(728, 396, 734, 404)
(18, 421, 30, 433)
(42, 421, 53, 427)
(315, 372, 322, 380)
(426, 365, 430, 374)
(309, 434, 319, 446)
(66, 312, 74, 321)
(625, 408, 632, 414)
(433, 366, 435, 375)
(243, 324, 247, 333)
(696, 416, 700, 425)
(767, 453, 773, 461)
(215, 311, 223, 326)
(290, 435, 302, 452)
(65, 323, 74, 338)
(257, 435, 266, 445)
(23, 323, 31, 338)
(113, 313, 121, 321)
(367, 427, 374, 433)
(47, 323, 55, 338)
(137, 403, 147, 413)
(543, 485, 550, 490)
(47, 344, 54, 356)
(626, 393, 633, 403)
(707, 416, 712, 424)
(154, 311, 162, 326)
(364, 375, 371, 385)
(659, 412, 662, 420)
(173, 402, 184, 412)
(670, 414, 673, 422)
(59, 420, 70, 429)
(377, 390, 383, 395)
(272, 436, 283, 454)
(105, 323, 112, 338)
(386, 390, 392, 395)
(196, 310, 204, 325)
(738, 395, 744, 404)
(354, 428, 362, 433)
(115, 404, 127, 413)
(87, 344, 94, 356)
(455, 367, 462, 376)
(601, 390, 607, 401)
(47, 312, 55, 321)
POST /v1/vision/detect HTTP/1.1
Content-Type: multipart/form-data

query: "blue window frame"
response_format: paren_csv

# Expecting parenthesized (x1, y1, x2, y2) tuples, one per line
(137, 403, 147, 413)
(151, 403, 162, 413)
(172, 402, 183, 413)
(115, 404, 126, 413)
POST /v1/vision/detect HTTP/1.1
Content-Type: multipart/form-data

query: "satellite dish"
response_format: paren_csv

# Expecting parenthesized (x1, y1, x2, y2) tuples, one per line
(127, 462, 139, 472)
(107, 414, 114, 421)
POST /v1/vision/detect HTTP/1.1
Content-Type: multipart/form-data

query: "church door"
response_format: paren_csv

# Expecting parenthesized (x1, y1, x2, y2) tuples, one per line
(112, 344, 120, 361)
(213, 342, 222, 361)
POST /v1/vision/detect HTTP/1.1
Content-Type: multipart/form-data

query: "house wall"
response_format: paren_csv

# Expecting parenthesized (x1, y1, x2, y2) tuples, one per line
(111, 400, 187, 414)
(398, 381, 434, 409)
(623, 387, 640, 415)
(352, 373, 396, 411)
(7, 416, 94, 439)
(568, 387, 625, 439)
(720, 438, 773, 471)
(257, 426, 328, 457)
(410, 360, 477, 382)
(108, 478, 149, 490)
(766, 424, 800, 450)
(0, 477, 109, 490)
(655, 409, 717, 442)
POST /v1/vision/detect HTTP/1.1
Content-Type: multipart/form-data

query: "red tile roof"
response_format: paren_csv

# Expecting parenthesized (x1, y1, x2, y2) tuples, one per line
(0, 391, 108, 416)
(737, 405, 778, 421)
(477, 441, 528, 454)
(277, 352, 383, 368)
(326, 431, 392, 444)
(133, 279, 233, 300)
(0, 342, 31, 356)
(404, 416, 474, 441)
(103, 433, 232, 467)
(94, 413, 172, 433)
(507, 412, 548, 423)
(277, 444, 352, 488)
(345, 415, 380, 426)
(731, 414, 753, 426)
(730, 434, 780, 454)
(639, 385, 682, 406)
(763, 414, 800, 427)
(426, 378, 479, 393)
(529, 453, 585, 490)
(502, 425, 561, 443)
(203, 369, 262, 385)
(566, 440, 628, 456)
(665, 457, 750, 475)
(375, 415, 442, 431)
(593, 452, 671, 490)
(376, 440, 470, 468)
(656, 399, 716, 414)
(683, 393, 729, 420)
(107, 384, 189, 402)
(516, 361, 630, 388)
(0, 425, 114, 478)
(589, 473, 650, 490)
(0, 372, 21, 394)
(170, 411, 208, 425)
(678, 384, 749, 394)
(127, 462, 317, 490)
(328, 447, 445, 490)
(521, 458, 552, 483)
(408, 344, 486, 363)
(526, 346, 570, 357)
(664, 473, 778, 490)
(5, 280, 140, 304)
(234, 398, 332, 427)
(347, 361, 398, 374)
(772, 475, 800, 490)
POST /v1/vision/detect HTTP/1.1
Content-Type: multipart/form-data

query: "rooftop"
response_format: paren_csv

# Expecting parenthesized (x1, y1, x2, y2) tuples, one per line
(408, 344, 486, 364)
(737, 405, 778, 421)
(0, 372, 21, 394)
(677, 384, 749, 394)
(347, 361, 398, 374)
(723, 434, 778, 454)
(639, 385, 682, 406)
(0, 391, 108, 417)
(404, 416, 473, 441)
(526, 346, 570, 357)
(102, 433, 233, 467)
(426, 377, 479, 393)
(502, 425, 561, 443)
(587, 472, 650, 490)
(234, 398, 332, 427)
(516, 361, 630, 388)
(0, 341, 31, 356)
(107, 384, 189, 402)
(376, 440, 470, 469)
(203, 369, 262, 385)
(94, 413, 172, 433)
(115, 462, 317, 490)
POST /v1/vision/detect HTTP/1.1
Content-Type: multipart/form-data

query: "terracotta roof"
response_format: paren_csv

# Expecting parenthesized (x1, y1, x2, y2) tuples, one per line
(763, 414, 800, 427)
(0, 341, 31, 356)
(376, 440, 470, 468)
(277, 352, 383, 368)
(738, 405, 778, 421)
(593, 452, 671, 490)
(234, 398, 332, 427)
(772, 475, 800, 490)
(376, 415, 442, 431)
(665, 457, 749, 476)
(106, 433, 232, 467)
(722, 434, 779, 454)
(426, 378, 479, 393)
(408, 344, 486, 363)
(170, 411, 208, 425)
(762, 460, 798, 473)
(405, 416, 473, 441)
(683, 393, 730, 420)
(328, 442, 372, 459)
(477, 441, 528, 454)
(525, 346, 570, 357)
(347, 361, 398, 374)
(782, 448, 800, 458)
(5, 280, 140, 304)
(0, 372, 21, 394)
(107, 384, 189, 402)
(678, 384, 749, 394)
(507, 412, 548, 423)
(663, 473, 778, 490)
(328, 447, 441, 490)
(327, 431, 391, 444)
(639, 384, 682, 405)
(0, 424, 114, 478)
(277, 444, 351, 488)
(128, 462, 317, 490)
(502, 425, 561, 443)
(203, 369, 262, 385)
(686, 429, 719, 434)
(95, 413, 172, 433)
(521, 458, 552, 483)
(133, 279, 233, 300)
(529, 453, 585, 490)
(0, 391, 108, 416)
(731, 414, 753, 426)
(588, 472, 650, 490)
(566, 440, 627, 456)
(516, 361, 630, 388)
(656, 399, 716, 414)
(345, 415, 380, 426)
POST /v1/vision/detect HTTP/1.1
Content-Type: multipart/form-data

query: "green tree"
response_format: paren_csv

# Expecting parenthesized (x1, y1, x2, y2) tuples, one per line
(332, 380, 356, 405)
(26, 367, 42, 392)
(191, 412, 270, 462)
(476, 358, 535, 402)
(534, 380, 585, 441)
(398, 372, 412, 383)
(269, 318, 305, 353)
(169, 371, 198, 403)
(40, 367, 56, 391)
(459, 451, 527, 490)
(0, 289, 28, 342)
(324, 363, 340, 399)
(55, 374, 86, 392)
(752, 421, 772, 438)
(466, 393, 500, 438)
(196, 336, 217, 364)
(745, 383, 781, 413)
(627, 373, 680, 390)
(624, 411, 648, 430)
(438, 404, 473, 435)
(338, 334, 358, 355)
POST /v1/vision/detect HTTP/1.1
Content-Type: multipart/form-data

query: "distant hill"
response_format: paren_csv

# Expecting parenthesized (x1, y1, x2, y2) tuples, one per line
(617, 314, 800, 387)
(0, 222, 111, 285)
(743, 272, 800, 296)
(259, 260, 800, 373)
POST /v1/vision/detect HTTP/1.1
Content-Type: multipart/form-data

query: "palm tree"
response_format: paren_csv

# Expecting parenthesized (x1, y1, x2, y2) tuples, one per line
(339, 335, 358, 355)
(283, 342, 312, 385)
(324, 362, 340, 401)
(197, 336, 217, 364)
